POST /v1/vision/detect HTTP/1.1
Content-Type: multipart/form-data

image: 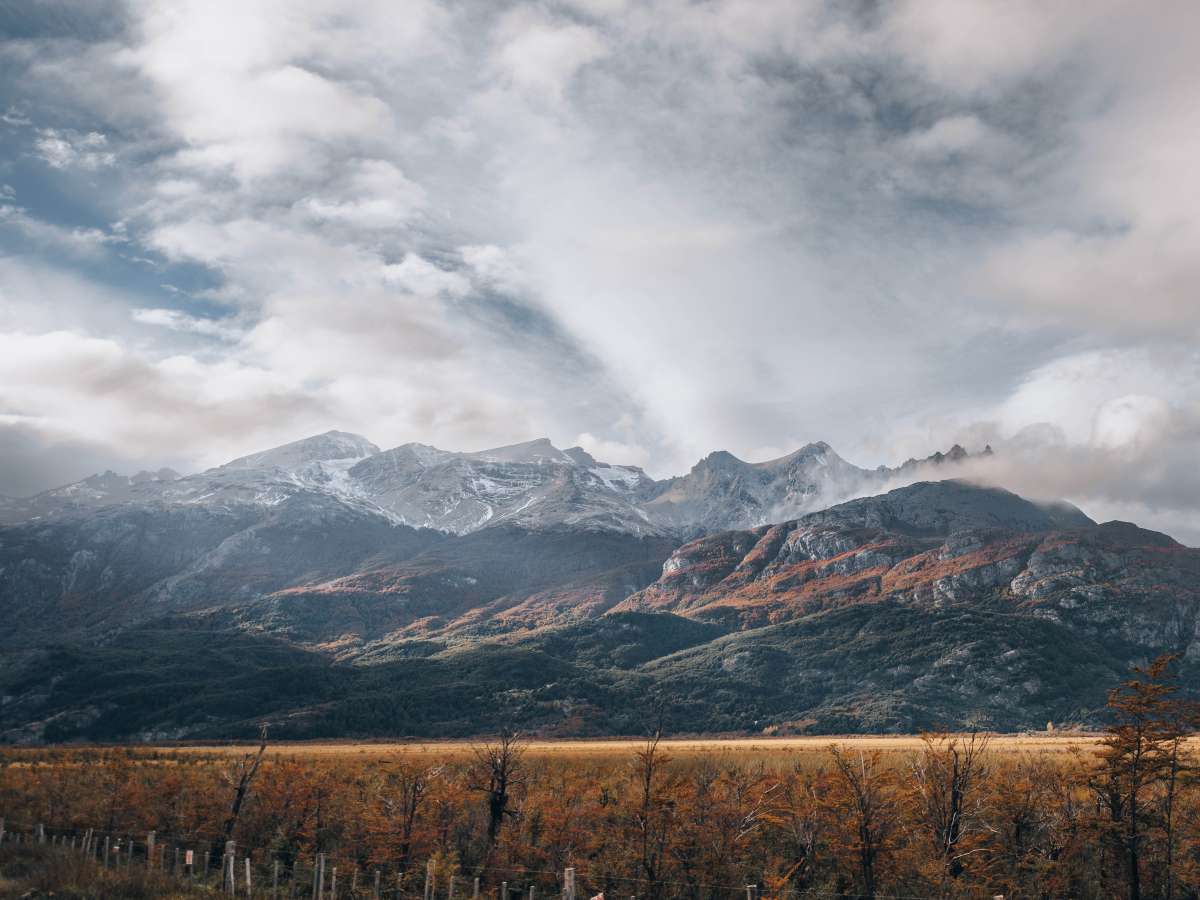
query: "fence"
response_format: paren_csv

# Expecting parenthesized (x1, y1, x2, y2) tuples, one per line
(0, 815, 1010, 900)
(0, 815, 726, 900)
(0, 813, 537, 899)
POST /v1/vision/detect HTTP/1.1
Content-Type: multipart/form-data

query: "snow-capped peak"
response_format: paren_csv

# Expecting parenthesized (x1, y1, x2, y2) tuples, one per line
(465, 437, 575, 465)
(220, 430, 381, 472)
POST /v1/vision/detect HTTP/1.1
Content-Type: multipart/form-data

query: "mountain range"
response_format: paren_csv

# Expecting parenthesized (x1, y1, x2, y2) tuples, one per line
(0, 430, 1195, 742)
(0, 430, 978, 536)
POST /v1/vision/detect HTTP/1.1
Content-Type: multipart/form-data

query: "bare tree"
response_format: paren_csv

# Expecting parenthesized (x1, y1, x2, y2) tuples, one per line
(222, 724, 269, 841)
(907, 730, 991, 877)
(632, 726, 676, 900)
(471, 729, 525, 854)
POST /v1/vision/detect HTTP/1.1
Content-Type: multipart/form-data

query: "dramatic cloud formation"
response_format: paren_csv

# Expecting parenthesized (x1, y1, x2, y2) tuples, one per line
(0, 1, 1197, 541)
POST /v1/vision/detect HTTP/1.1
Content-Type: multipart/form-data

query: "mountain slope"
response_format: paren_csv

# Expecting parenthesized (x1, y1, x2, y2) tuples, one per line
(347, 438, 659, 535)
(617, 481, 1200, 631)
(643, 442, 877, 534)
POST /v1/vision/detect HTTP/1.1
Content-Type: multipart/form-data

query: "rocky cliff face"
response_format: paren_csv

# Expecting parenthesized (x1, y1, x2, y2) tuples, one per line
(621, 481, 1200, 660)
(349, 438, 661, 535)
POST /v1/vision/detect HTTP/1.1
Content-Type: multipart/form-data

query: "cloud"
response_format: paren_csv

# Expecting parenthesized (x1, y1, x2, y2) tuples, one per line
(1, 107, 32, 127)
(33, 128, 116, 169)
(0, 204, 120, 258)
(131, 307, 242, 340)
(297, 159, 426, 231)
(380, 254, 470, 298)
(883, 0, 1093, 94)
(493, 8, 609, 101)
(0, 0, 1196, 543)
(573, 431, 651, 470)
(0, 330, 322, 455)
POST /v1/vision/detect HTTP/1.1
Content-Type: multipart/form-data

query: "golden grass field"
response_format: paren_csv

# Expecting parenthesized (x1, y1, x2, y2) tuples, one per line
(148, 733, 1118, 762)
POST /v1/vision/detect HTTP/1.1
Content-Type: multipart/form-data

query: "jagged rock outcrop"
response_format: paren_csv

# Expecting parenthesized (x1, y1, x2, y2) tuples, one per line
(620, 482, 1200, 661)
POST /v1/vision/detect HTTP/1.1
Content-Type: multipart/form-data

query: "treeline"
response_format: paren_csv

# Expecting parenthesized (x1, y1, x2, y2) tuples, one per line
(1, 658, 1198, 899)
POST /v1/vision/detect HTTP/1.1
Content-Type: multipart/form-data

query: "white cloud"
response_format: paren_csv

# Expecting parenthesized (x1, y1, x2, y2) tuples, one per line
(298, 159, 426, 230)
(493, 9, 609, 101)
(381, 255, 470, 298)
(573, 431, 651, 469)
(131, 307, 243, 340)
(899, 115, 1006, 160)
(0, 204, 120, 258)
(33, 129, 116, 169)
(1, 107, 32, 127)
(883, 0, 1094, 94)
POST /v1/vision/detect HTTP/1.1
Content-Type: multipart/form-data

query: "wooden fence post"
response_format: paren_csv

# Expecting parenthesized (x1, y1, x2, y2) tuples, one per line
(374, 869, 381, 900)
(37, 823, 45, 844)
(501, 880, 508, 900)
(147, 831, 156, 868)
(225, 841, 237, 897)
(473, 877, 480, 900)
(563, 869, 575, 900)
(425, 860, 435, 900)
(246, 857, 253, 897)
(316, 852, 326, 900)
(745, 886, 758, 900)
(103, 835, 111, 868)
(529, 886, 536, 900)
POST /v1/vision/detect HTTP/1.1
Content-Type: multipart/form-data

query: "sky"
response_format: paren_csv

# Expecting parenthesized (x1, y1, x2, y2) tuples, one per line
(0, 1, 1198, 543)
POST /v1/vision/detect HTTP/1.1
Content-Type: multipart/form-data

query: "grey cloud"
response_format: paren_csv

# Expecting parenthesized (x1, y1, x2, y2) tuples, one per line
(0, 422, 166, 497)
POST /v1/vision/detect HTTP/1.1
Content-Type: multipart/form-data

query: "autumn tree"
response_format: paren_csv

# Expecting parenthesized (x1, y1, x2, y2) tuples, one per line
(1092, 654, 1197, 900)
(826, 745, 895, 899)
(374, 760, 435, 876)
(761, 763, 824, 894)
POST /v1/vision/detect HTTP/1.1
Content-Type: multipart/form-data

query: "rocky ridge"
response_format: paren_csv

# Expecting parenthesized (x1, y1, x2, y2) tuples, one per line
(0, 431, 994, 537)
